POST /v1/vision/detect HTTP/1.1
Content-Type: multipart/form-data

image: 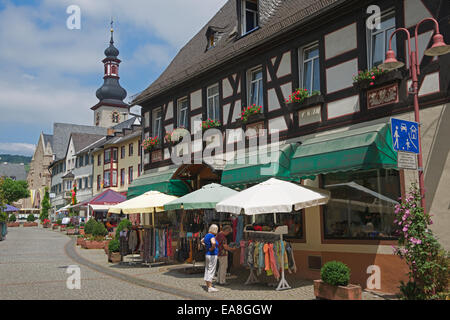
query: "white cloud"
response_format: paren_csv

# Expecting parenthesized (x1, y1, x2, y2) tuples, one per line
(131, 43, 173, 68)
(0, 143, 36, 156)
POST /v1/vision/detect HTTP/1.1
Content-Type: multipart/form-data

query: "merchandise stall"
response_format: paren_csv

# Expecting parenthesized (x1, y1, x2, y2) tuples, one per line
(216, 178, 330, 291)
(109, 191, 179, 266)
(164, 183, 239, 269)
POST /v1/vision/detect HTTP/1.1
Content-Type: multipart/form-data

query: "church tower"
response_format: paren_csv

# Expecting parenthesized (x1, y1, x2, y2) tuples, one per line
(92, 21, 129, 127)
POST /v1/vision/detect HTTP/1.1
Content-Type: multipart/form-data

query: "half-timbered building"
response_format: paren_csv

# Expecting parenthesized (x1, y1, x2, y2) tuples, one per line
(132, 0, 450, 293)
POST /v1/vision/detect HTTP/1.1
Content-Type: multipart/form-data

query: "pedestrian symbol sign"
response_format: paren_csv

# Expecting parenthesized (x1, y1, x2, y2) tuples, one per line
(391, 118, 420, 154)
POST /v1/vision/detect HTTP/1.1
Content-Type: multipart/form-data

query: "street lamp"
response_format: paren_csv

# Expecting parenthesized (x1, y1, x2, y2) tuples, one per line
(379, 18, 450, 212)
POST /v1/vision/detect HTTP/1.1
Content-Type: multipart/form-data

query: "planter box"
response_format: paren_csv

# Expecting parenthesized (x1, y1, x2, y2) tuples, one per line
(66, 229, 79, 236)
(43, 224, 51, 229)
(353, 69, 405, 90)
(52, 225, 59, 230)
(314, 280, 362, 300)
(76, 238, 85, 246)
(7, 222, 20, 227)
(82, 240, 106, 250)
(287, 95, 325, 112)
(108, 252, 122, 263)
(23, 222, 38, 227)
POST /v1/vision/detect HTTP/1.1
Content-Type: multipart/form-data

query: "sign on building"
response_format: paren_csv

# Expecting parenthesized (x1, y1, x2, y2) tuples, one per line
(391, 118, 420, 154)
(397, 151, 418, 170)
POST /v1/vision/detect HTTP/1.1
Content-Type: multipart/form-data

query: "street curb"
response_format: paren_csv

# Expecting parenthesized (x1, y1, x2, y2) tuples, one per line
(64, 237, 217, 300)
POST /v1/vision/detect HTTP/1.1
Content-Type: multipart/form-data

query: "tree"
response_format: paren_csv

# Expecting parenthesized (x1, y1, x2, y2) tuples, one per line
(40, 188, 51, 222)
(0, 178, 29, 204)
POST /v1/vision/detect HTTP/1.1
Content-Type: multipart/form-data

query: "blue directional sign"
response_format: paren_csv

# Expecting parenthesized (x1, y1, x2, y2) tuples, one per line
(391, 118, 420, 154)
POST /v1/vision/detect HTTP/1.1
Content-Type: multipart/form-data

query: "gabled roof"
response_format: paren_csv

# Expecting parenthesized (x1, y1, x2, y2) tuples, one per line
(52, 123, 108, 160)
(71, 133, 105, 154)
(133, 0, 341, 104)
(77, 189, 127, 206)
(0, 163, 27, 181)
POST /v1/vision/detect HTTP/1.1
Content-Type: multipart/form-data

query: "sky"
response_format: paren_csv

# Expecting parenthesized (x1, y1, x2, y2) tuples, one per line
(0, 0, 228, 156)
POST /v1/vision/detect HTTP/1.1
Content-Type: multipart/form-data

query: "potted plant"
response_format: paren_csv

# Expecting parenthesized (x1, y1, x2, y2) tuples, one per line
(238, 104, 264, 125)
(314, 261, 362, 300)
(24, 214, 38, 227)
(142, 136, 160, 152)
(107, 239, 121, 263)
(202, 119, 221, 132)
(286, 88, 323, 111)
(7, 214, 20, 227)
(82, 220, 108, 249)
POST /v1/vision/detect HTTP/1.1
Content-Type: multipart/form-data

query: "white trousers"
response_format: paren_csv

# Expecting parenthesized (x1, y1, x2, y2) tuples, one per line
(204, 255, 218, 282)
(217, 255, 228, 284)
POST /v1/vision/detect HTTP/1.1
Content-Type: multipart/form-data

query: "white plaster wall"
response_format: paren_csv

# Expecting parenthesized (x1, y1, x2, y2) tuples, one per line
(325, 23, 357, 60)
(267, 88, 280, 112)
(223, 77, 233, 98)
(190, 89, 202, 110)
(326, 58, 358, 93)
(276, 51, 291, 78)
(268, 116, 288, 132)
(406, 71, 440, 97)
(231, 100, 242, 122)
(327, 95, 360, 119)
(166, 102, 173, 120)
(223, 103, 231, 125)
(404, 0, 433, 28)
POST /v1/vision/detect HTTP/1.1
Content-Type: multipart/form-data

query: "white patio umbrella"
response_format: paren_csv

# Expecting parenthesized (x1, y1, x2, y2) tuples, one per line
(216, 178, 330, 215)
(215, 178, 330, 291)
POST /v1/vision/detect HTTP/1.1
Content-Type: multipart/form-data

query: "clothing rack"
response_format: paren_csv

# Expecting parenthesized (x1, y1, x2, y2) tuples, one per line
(243, 224, 291, 291)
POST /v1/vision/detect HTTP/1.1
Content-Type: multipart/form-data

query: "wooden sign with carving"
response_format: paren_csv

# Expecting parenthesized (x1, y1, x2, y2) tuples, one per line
(367, 83, 399, 109)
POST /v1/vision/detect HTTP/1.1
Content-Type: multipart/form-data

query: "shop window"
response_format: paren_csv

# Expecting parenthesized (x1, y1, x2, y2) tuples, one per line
(299, 42, 320, 93)
(322, 169, 400, 240)
(367, 10, 396, 68)
(253, 212, 304, 240)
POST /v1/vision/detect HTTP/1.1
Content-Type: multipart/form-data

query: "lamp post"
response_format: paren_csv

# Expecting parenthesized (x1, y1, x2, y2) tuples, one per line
(379, 18, 450, 212)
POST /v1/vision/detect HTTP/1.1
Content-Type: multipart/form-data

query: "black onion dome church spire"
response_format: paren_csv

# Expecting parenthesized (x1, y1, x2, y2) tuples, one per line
(93, 20, 128, 109)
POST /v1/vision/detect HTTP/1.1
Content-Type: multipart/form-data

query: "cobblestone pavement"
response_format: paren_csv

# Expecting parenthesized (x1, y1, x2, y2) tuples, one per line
(0, 227, 181, 300)
(1, 227, 391, 300)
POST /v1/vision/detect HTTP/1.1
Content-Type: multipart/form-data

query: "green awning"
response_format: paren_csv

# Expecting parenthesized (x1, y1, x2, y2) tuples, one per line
(127, 167, 190, 199)
(164, 183, 239, 211)
(221, 143, 297, 187)
(290, 123, 398, 177)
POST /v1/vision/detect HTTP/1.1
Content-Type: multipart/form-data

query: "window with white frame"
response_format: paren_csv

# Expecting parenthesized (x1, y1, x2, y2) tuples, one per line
(248, 67, 264, 108)
(368, 10, 396, 68)
(241, 0, 258, 35)
(207, 84, 220, 121)
(300, 43, 320, 92)
(177, 97, 189, 128)
(152, 108, 162, 138)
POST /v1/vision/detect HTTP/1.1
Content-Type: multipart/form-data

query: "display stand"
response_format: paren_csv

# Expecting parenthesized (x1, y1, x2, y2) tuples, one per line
(243, 225, 291, 291)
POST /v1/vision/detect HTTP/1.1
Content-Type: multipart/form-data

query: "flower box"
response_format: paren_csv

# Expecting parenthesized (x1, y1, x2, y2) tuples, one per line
(82, 240, 106, 250)
(287, 94, 325, 112)
(314, 280, 362, 300)
(7, 222, 20, 227)
(52, 225, 59, 230)
(23, 222, 38, 227)
(66, 228, 78, 236)
(76, 237, 85, 246)
(108, 252, 121, 263)
(235, 113, 265, 127)
(353, 69, 404, 90)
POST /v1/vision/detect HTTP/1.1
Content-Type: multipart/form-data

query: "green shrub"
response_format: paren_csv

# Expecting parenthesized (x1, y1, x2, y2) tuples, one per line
(320, 261, 351, 287)
(108, 239, 120, 253)
(84, 218, 97, 235)
(27, 214, 36, 222)
(116, 219, 132, 239)
(92, 221, 108, 237)
(56, 219, 62, 225)
(9, 213, 16, 222)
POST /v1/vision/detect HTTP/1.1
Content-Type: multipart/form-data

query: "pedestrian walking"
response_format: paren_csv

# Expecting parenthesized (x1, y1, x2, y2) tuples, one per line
(215, 225, 236, 286)
(201, 224, 219, 293)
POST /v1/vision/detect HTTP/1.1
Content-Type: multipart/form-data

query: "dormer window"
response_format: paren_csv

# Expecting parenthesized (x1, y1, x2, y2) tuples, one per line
(208, 33, 216, 49)
(206, 26, 223, 50)
(241, 0, 259, 35)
